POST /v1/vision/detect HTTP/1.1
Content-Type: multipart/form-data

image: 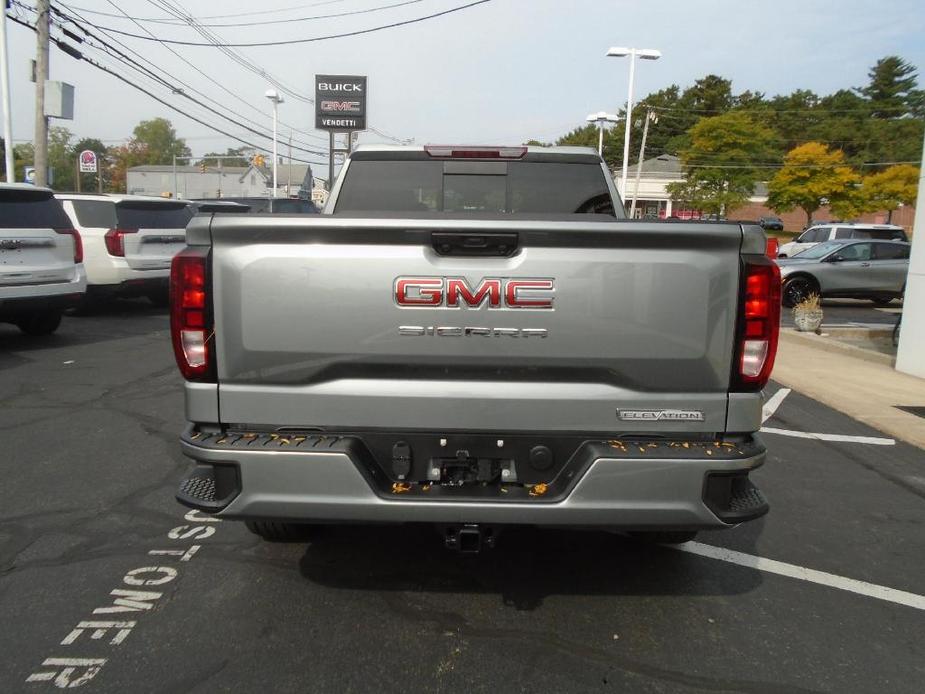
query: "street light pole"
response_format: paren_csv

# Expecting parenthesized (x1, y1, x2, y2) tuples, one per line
(265, 89, 284, 198)
(630, 110, 658, 219)
(607, 46, 661, 199)
(0, 9, 14, 182)
(586, 112, 619, 158)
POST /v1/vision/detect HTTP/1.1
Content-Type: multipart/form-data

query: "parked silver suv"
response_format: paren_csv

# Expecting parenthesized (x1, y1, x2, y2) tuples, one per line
(777, 239, 910, 306)
(0, 185, 86, 335)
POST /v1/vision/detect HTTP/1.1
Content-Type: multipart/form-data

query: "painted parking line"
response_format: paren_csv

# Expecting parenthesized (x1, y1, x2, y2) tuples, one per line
(673, 542, 925, 611)
(760, 387, 896, 445)
(759, 426, 895, 446)
(762, 387, 791, 423)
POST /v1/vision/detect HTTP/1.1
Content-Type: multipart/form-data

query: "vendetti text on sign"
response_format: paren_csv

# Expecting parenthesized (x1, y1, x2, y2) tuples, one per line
(315, 74, 367, 131)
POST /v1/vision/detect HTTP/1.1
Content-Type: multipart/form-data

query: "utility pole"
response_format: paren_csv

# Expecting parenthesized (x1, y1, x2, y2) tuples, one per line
(629, 110, 657, 219)
(1, 8, 15, 182)
(33, 0, 50, 187)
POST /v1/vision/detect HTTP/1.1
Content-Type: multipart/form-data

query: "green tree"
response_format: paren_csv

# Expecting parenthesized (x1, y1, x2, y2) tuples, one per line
(47, 126, 75, 191)
(666, 111, 778, 215)
(557, 123, 621, 167)
(13, 142, 34, 183)
(106, 141, 149, 193)
(199, 146, 250, 168)
(768, 142, 859, 225)
(857, 56, 924, 118)
(131, 118, 191, 165)
(861, 164, 919, 222)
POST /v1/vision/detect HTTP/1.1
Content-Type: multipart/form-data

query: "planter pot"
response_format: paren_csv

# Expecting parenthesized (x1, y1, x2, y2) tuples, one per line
(793, 309, 823, 332)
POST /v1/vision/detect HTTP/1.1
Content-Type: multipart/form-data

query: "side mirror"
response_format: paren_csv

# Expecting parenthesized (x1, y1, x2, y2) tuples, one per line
(826, 255, 843, 263)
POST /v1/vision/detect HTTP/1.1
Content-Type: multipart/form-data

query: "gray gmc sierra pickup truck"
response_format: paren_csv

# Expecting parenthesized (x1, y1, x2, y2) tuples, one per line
(171, 145, 780, 551)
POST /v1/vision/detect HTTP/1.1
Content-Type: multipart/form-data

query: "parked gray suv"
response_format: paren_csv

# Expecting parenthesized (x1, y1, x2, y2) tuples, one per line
(777, 239, 910, 307)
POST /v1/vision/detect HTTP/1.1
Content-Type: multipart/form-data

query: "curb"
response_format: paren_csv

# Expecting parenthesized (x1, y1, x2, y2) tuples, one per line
(779, 329, 895, 367)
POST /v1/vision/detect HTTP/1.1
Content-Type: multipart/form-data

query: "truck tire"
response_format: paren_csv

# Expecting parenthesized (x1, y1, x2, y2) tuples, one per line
(244, 520, 315, 542)
(17, 311, 62, 336)
(630, 530, 698, 545)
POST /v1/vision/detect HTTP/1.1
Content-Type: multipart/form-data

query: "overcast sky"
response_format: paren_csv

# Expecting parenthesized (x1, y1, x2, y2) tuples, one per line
(5, 0, 925, 166)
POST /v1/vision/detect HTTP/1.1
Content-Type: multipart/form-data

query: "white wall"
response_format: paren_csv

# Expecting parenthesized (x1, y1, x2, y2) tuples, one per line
(895, 137, 925, 378)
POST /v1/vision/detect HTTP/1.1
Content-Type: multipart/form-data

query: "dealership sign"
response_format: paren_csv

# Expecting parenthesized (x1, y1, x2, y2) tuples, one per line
(79, 149, 98, 173)
(315, 74, 367, 131)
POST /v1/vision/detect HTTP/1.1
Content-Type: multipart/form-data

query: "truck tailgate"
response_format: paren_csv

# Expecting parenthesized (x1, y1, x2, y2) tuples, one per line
(208, 217, 743, 434)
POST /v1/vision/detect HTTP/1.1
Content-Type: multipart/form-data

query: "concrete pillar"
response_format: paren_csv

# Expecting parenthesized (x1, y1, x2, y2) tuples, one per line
(895, 136, 925, 378)
(665, 198, 673, 217)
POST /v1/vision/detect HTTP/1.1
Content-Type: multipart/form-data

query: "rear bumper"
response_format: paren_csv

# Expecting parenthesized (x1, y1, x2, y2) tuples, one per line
(85, 259, 168, 290)
(177, 429, 769, 529)
(89, 276, 168, 298)
(0, 269, 87, 318)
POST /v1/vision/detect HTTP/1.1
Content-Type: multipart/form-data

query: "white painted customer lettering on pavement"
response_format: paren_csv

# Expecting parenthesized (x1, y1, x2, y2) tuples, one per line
(167, 524, 216, 540)
(61, 622, 136, 647)
(26, 659, 107, 688)
(27, 510, 222, 688)
(92, 590, 162, 614)
(122, 566, 178, 586)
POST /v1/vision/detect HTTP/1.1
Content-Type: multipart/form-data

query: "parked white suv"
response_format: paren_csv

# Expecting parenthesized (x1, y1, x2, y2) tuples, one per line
(57, 194, 192, 305)
(0, 185, 86, 335)
(778, 223, 907, 258)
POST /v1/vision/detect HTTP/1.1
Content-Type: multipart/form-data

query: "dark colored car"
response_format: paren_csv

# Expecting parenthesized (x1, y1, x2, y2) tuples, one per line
(189, 200, 252, 214)
(758, 216, 784, 231)
(210, 197, 319, 214)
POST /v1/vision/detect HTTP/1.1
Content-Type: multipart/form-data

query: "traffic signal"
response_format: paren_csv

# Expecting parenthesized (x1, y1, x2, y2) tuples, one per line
(253, 154, 265, 168)
(199, 161, 207, 173)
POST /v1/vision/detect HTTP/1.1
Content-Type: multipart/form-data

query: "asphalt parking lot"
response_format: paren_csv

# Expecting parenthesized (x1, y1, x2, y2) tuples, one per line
(2, 303, 923, 693)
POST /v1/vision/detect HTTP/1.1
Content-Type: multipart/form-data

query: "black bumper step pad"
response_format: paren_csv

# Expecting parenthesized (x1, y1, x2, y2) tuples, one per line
(176, 463, 241, 512)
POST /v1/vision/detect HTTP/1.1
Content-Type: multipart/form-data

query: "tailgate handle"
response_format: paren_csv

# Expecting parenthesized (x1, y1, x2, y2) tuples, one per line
(432, 232, 518, 257)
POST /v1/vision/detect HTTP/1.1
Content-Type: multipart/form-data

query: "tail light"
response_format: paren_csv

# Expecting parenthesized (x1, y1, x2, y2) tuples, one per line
(170, 247, 215, 381)
(732, 257, 781, 391)
(104, 228, 138, 257)
(766, 237, 779, 259)
(424, 145, 527, 159)
(55, 228, 83, 263)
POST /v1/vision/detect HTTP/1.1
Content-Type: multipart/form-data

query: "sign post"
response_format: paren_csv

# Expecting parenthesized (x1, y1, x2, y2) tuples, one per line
(77, 149, 98, 194)
(315, 74, 367, 190)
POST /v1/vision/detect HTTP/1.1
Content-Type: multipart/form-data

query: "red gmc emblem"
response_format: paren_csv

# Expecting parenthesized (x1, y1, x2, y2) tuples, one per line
(395, 277, 554, 309)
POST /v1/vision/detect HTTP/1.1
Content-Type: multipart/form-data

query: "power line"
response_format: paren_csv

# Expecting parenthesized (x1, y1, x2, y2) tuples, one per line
(48, 0, 413, 150)
(41, 7, 328, 156)
(90, 0, 328, 146)
(66, 0, 494, 47)
(143, 0, 317, 104)
(5, 12, 328, 166)
(99, 0, 427, 28)
(61, 0, 349, 22)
